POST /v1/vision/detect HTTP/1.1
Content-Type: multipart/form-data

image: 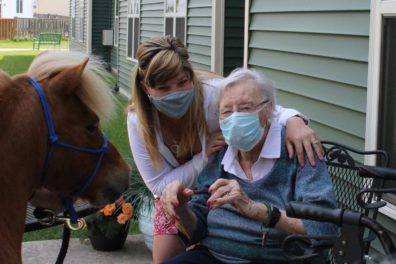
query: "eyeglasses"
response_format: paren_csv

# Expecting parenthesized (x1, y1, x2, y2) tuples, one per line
(219, 99, 270, 119)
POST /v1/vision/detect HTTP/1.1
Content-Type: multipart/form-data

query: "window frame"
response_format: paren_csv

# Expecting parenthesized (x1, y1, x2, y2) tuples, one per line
(367, 0, 396, 219)
(126, 0, 140, 61)
(16, 0, 23, 14)
(114, 0, 119, 47)
(163, 0, 186, 45)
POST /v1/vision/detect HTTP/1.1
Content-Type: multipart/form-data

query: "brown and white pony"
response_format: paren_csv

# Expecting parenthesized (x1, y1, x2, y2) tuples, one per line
(0, 51, 130, 263)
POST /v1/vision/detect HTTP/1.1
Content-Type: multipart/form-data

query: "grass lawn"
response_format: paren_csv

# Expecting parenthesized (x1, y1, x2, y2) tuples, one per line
(0, 51, 41, 75)
(0, 50, 138, 241)
(0, 39, 69, 49)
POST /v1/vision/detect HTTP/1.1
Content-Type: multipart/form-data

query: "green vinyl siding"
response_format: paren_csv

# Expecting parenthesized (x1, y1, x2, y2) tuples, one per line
(139, 0, 163, 41)
(116, 0, 135, 95)
(187, 0, 211, 71)
(117, 0, 164, 95)
(223, 0, 244, 76)
(248, 0, 369, 151)
(250, 0, 369, 12)
(248, 0, 396, 255)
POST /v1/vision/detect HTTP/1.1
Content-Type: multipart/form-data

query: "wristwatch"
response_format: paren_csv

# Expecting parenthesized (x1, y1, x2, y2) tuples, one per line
(268, 206, 281, 228)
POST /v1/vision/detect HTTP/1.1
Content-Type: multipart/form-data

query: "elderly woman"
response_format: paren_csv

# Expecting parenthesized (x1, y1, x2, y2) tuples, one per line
(160, 68, 337, 264)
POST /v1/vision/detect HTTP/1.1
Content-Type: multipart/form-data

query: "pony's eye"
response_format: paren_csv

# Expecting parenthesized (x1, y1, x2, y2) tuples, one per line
(86, 123, 99, 134)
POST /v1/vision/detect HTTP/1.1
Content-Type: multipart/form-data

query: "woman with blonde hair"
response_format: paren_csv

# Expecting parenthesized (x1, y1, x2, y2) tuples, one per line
(127, 35, 323, 263)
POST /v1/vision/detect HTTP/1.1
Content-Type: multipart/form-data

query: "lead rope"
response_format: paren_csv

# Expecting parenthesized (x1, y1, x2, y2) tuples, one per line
(55, 213, 71, 264)
(33, 208, 86, 264)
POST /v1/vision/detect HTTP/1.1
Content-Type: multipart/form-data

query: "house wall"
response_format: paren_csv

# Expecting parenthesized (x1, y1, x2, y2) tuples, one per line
(187, 0, 211, 71)
(1, 0, 35, 18)
(247, 0, 396, 256)
(248, 0, 370, 151)
(36, 0, 70, 17)
(116, 0, 215, 95)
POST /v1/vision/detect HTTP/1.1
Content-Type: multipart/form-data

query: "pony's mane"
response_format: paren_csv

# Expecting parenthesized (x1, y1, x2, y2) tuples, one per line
(27, 51, 114, 122)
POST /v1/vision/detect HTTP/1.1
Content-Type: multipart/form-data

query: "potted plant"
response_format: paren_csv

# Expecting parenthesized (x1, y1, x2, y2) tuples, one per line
(85, 197, 134, 251)
(128, 168, 155, 250)
(85, 167, 154, 251)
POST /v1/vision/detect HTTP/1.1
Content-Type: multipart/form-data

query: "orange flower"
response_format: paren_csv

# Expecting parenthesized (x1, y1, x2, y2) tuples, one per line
(100, 203, 116, 216)
(122, 203, 134, 219)
(117, 213, 129, 224)
(115, 197, 125, 206)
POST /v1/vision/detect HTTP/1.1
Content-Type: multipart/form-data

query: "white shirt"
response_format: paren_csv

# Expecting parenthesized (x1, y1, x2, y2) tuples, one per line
(221, 118, 282, 182)
(127, 78, 300, 196)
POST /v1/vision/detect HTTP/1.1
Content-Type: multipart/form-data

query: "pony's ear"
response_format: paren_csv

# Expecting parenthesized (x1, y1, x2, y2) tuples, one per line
(49, 58, 89, 95)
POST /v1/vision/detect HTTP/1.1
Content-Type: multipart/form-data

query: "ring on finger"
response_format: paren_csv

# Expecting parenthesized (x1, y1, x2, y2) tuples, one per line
(311, 139, 320, 144)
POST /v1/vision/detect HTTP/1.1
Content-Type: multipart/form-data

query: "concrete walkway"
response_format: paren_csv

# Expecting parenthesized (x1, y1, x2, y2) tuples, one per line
(22, 234, 152, 264)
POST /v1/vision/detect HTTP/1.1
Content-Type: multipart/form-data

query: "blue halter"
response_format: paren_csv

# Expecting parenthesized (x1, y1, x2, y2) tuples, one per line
(29, 78, 109, 224)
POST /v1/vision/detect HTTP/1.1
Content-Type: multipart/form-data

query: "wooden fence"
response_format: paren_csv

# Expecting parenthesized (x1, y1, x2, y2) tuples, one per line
(0, 17, 70, 40)
(0, 19, 16, 39)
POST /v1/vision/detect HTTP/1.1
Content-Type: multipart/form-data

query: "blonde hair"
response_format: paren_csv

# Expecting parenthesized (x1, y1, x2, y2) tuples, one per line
(128, 35, 207, 169)
(27, 51, 114, 122)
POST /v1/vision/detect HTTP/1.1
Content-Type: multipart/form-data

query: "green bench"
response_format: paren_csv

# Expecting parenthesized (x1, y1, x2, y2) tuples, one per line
(32, 33, 62, 50)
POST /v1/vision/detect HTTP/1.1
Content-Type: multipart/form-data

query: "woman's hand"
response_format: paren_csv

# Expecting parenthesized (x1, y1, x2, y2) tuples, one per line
(206, 131, 226, 158)
(160, 181, 194, 221)
(207, 179, 256, 217)
(285, 116, 324, 167)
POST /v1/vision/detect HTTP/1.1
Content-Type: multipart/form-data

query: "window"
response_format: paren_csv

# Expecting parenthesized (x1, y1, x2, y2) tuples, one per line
(127, 0, 140, 60)
(378, 18, 396, 204)
(367, 0, 396, 218)
(114, 0, 119, 47)
(16, 0, 23, 14)
(164, 0, 186, 44)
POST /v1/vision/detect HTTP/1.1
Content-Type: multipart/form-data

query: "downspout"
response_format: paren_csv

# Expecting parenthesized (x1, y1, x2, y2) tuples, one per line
(211, 0, 224, 75)
(113, 0, 120, 93)
(365, 0, 382, 165)
(243, 0, 250, 68)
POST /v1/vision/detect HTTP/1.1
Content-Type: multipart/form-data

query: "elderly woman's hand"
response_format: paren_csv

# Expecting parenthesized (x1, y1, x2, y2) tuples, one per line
(207, 179, 256, 217)
(206, 131, 226, 158)
(160, 181, 194, 221)
(285, 116, 324, 167)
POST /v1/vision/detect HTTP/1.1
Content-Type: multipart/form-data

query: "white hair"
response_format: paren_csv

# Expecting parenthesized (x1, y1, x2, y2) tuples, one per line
(217, 67, 276, 117)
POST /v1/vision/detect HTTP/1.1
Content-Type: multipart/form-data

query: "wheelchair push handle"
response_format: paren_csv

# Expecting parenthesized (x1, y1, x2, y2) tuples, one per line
(359, 165, 396, 181)
(286, 202, 345, 225)
(286, 202, 396, 256)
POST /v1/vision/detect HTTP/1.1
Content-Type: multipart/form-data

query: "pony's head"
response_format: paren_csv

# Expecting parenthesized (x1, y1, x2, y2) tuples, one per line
(27, 51, 129, 208)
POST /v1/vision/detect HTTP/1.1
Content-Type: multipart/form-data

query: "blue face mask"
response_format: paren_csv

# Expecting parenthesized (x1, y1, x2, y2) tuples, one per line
(148, 86, 195, 119)
(220, 111, 266, 151)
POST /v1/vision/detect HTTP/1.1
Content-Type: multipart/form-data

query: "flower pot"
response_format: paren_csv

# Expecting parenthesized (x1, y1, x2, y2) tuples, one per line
(138, 198, 154, 251)
(89, 220, 130, 251)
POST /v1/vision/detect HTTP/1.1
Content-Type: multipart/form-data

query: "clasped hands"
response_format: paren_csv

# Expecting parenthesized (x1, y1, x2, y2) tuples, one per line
(161, 179, 257, 222)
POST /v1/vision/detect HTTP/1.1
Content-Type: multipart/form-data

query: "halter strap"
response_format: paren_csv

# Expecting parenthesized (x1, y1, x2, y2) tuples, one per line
(29, 78, 109, 223)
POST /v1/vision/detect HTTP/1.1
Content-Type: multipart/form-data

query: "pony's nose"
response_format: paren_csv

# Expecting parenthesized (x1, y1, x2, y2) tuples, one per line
(102, 187, 124, 203)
